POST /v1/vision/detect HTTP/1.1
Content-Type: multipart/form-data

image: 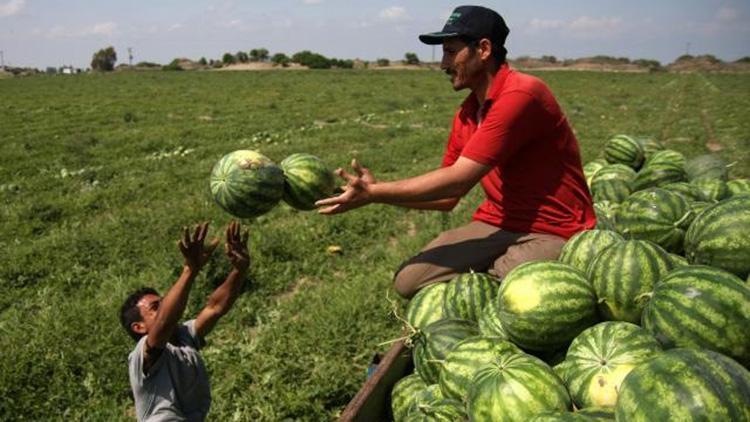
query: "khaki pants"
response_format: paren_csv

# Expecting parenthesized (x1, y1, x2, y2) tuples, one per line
(393, 221, 566, 298)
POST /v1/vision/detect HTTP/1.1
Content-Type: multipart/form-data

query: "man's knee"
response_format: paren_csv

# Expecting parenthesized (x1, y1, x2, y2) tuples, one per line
(393, 265, 422, 299)
(493, 235, 566, 278)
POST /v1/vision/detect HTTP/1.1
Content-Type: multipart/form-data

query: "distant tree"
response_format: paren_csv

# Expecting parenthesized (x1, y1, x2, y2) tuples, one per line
(162, 59, 183, 71)
(91, 46, 117, 71)
(404, 52, 420, 65)
(331, 58, 354, 69)
(735, 56, 750, 63)
(292, 50, 332, 69)
(376, 58, 390, 67)
(696, 54, 721, 64)
(633, 58, 662, 70)
(676, 54, 694, 62)
(236, 51, 249, 63)
(222, 52, 236, 64)
(271, 53, 290, 67)
(198, 57, 208, 66)
(540, 55, 557, 63)
(250, 48, 270, 62)
(136, 61, 161, 68)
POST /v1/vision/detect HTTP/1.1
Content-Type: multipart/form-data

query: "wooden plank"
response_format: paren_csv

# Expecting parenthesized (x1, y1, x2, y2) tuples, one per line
(339, 340, 413, 422)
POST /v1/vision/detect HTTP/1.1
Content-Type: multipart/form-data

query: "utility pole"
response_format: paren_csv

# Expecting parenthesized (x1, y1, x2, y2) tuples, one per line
(128, 47, 133, 66)
(685, 42, 691, 56)
(431, 45, 435, 68)
(0, 50, 4, 69)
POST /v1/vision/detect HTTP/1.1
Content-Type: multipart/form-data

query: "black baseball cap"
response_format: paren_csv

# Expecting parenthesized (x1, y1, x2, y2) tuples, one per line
(419, 5, 509, 46)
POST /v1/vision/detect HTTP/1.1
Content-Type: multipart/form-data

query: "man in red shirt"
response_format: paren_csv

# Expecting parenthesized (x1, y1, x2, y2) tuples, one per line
(317, 5, 595, 298)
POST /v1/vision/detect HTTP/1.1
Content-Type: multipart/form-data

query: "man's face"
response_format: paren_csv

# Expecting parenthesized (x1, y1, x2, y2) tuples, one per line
(131, 293, 161, 337)
(441, 38, 482, 91)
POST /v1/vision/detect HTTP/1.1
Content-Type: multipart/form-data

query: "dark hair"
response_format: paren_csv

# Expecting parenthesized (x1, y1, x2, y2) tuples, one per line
(120, 287, 159, 341)
(461, 36, 507, 65)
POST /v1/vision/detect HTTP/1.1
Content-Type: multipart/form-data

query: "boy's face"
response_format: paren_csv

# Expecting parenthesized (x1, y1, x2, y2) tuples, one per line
(131, 293, 161, 336)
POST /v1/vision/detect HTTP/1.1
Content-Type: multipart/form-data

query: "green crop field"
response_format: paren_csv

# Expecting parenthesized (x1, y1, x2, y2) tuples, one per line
(1, 69, 748, 421)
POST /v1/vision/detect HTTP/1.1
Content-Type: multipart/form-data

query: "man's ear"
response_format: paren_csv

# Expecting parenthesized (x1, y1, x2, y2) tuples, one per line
(132, 321, 147, 335)
(478, 38, 493, 62)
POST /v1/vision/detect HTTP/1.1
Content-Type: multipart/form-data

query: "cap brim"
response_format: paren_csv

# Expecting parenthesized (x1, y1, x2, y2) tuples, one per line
(418, 31, 459, 45)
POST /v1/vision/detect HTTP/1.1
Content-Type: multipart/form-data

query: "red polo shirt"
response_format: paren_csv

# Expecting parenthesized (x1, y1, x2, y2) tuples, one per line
(442, 64, 595, 239)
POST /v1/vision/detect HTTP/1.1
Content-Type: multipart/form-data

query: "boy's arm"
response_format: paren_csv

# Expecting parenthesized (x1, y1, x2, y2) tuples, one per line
(194, 221, 250, 339)
(146, 222, 218, 351)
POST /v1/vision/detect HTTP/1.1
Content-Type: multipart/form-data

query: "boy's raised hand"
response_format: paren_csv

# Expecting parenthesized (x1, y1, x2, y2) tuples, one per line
(178, 222, 220, 272)
(225, 220, 250, 273)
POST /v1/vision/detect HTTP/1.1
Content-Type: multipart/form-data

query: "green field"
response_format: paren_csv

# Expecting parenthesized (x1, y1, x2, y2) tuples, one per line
(1, 69, 748, 420)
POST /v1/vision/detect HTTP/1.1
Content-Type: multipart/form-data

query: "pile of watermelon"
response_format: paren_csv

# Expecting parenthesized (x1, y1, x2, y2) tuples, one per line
(390, 135, 750, 421)
(209, 149, 336, 217)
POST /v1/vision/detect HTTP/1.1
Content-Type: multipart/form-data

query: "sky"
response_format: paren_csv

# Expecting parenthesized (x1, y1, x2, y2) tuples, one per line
(1, 0, 749, 69)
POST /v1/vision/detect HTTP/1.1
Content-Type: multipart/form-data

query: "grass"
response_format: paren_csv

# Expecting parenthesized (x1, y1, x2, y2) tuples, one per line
(0, 69, 748, 420)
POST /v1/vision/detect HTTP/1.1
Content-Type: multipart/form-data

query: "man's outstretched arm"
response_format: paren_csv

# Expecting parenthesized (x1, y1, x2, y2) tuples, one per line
(194, 221, 250, 339)
(147, 222, 219, 351)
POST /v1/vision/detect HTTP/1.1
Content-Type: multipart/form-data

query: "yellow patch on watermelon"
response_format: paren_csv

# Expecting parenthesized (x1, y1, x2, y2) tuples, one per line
(587, 364, 635, 407)
(503, 277, 541, 314)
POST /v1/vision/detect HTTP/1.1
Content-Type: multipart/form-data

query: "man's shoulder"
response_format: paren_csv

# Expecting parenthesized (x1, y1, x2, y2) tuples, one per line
(503, 68, 550, 96)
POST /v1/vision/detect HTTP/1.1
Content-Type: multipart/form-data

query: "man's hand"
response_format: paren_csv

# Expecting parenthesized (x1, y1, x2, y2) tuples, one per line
(178, 222, 220, 272)
(225, 220, 250, 273)
(316, 159, 376, 215)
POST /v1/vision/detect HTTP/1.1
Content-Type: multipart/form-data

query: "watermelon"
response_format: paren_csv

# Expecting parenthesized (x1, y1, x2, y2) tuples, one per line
(412, 319, 480, 385)
(634, 137, 664, 159)
(644, 149, 685, 168)
(391, 373, 428, 421)
(668, 253, 689, 268)
(209, 150, 285, 218)
(442, 272, 499, 323)
(575, 407, 615, 420)
(689, 200, 712, 216)
(727, 178, 750, 197)
(530, 408, 615, 421)
(615, 188, 693, 253)
(631, 163, 686, 191)
(615, 348, 750, 421)
(559, 229, 624, 273)
(403, 398, 466, 422)
(641, 265, 750, 366)
(556, 321, 661, 408)
(603, 135, 645, 169)
(403, 384, 444, 419)
(583, 160, 608, 187)
(279, 153, 335, 210)
(467, 353, 571, 421)
(593, 201, 619, 222)
(590, 163, 637, 185)
(587, 240, 672, 323)
(438, 337, 521, 401)
(685, 153, 730, 181)
(406, 282, 448, 330)
(498, 261, 598, 351)
(477, 299, 508, 339)
(684, 195, 750, 278)
(661, 181, 706, 201)
(591, 178, 631, 204)
(691, 177, 729, 202)
(594, 212, 616, 232)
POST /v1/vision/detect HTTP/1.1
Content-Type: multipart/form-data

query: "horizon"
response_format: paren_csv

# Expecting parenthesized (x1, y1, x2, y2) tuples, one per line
(1, 0, 749, 69)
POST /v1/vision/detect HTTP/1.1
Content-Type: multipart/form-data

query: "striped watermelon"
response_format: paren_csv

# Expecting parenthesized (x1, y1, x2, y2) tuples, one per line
(641, 265, 750, 366)
(477, 299, 508, 339)
(644, 149, 685, 168)
(559, 229, 624, 273)
(689, 200, 713, 216)
(438, 337, 521, 401)
(402, 384, 444, 419)
(391, 373, 428, 421)
(615, 188, 693, 253)
(209, 150, 285, 218)
(634, 137, 664, 160)
(403, 398, 466, 422)
(556, 321, 662, 408)
(530, 407, 615, 421)
(498, 261, 598, 351)
(412, 319, 480, 385)
(406, 282, 448, 330)
(668, 253, 689, 268)
(442, 272, 499, 322)
(593, 200, 619, 222)
(615, 349, 750, 421)
(727, 178, 750, 197)
(584, 160, 608, 187)
(691, 177, 729, 202)
(685, 153, 730, 181)
(684, 195, 750, 278)
(587, 240, 672, 323)
(594, 212, 616, 232)
(590, 163, 637, 185)
(279, 153, 335, 210)
(591, 178, 631, 204)
(603, 135, 645, 169)
(467, 353, 572, 421)
(631, 163, 686, 191)
(661, 181, 706, 201)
